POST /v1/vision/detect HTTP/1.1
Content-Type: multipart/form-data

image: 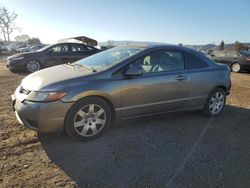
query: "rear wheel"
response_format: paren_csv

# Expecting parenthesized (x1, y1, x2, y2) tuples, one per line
(26, 60, 40, 73)
(65, 97, 112, 141)
(203, 88, 226, 117)
(231, 63, 241, 73)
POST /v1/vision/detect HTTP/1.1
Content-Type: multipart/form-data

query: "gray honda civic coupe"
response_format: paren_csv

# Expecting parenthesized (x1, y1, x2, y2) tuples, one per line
(12, 44, 231, 141)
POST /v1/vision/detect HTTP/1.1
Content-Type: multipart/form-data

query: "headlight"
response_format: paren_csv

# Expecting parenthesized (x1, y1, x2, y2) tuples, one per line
(10, 56, 25, 61)
(27, 91, 68, 102)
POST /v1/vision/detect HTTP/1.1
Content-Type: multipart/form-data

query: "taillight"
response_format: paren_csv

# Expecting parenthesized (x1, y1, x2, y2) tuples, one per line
(246, 58, 250, 61)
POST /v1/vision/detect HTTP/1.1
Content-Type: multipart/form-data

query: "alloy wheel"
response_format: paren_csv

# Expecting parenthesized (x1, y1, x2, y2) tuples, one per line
(73, 104, 106, 137)
(209, 91, 225, 115)
(27, 60, 40, 72)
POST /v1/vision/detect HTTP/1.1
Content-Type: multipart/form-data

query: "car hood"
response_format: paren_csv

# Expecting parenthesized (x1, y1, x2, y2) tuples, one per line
(21, 65, 94, 91)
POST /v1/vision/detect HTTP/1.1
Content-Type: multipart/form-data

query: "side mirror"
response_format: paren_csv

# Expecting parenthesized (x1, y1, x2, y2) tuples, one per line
(124, 65, 143, 76)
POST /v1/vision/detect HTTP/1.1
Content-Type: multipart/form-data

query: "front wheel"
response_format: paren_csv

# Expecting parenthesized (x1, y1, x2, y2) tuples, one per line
(65, 97, 112, 141)
(26, 60, 41, 73)
(203, 88, 226, 117)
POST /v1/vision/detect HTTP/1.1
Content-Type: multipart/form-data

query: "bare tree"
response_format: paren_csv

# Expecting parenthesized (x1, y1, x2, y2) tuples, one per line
(0, 6, 18, 42)
(0, 9, 7, 42)
(0, 29, 6, 42)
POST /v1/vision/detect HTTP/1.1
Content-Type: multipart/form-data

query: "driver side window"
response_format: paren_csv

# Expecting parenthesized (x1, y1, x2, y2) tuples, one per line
(130, 50, 184, 74)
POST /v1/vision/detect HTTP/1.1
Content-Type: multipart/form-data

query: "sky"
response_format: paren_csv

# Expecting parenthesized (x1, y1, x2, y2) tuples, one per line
(0, 0, 249, 45)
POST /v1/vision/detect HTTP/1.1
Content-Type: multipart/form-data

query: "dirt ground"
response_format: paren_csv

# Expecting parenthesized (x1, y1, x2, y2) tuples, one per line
(0, 59, 250, 187)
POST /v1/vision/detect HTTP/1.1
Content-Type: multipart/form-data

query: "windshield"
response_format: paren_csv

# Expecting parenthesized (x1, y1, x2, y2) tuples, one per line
(239, 50, 250, 57)
(74, 46, 145, 71)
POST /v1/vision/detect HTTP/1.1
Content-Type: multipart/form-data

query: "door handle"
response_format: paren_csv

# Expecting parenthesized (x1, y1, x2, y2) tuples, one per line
(175, 75, 188, 81)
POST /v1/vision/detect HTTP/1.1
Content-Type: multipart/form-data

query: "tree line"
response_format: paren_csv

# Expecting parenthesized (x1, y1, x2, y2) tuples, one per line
(218, 40, 249, 51)
(15, 34, 42, 45)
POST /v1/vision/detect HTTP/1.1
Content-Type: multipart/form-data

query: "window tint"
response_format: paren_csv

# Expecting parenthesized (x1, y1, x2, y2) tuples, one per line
(130, 50, 184, 74)
(185, 52, 209, 69)
(71, 44, 88, 52)
(51, 44, 69, 52)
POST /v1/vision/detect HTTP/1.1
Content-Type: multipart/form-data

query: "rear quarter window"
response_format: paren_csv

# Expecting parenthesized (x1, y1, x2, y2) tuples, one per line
(185, 52, 209, 69)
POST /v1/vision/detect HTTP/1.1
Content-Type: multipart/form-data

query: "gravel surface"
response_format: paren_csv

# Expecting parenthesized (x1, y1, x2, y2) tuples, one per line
(0, 60, 250, 187)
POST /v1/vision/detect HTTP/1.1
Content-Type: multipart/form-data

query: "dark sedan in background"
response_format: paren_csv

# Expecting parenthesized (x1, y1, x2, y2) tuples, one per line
(7, 42, 100, 73)
(211, 50, 250, 72)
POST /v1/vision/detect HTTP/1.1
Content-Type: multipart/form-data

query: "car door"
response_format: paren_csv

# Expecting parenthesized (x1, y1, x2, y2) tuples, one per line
(120, 49, 191, 119)
(44, 44, 72, 67)
(219, 50, 239, 66)
(222, 51, 235, 65)
(213, 51, 226, 64)
(183, 51, 212, 108)
(227, 51, 241, 65)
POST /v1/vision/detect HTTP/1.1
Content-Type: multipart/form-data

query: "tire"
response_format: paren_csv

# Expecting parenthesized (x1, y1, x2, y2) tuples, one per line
(231, 62, 241, 73)
(203, 88, 226, 117)
(65, 97, 112, 141)
(26, 60, 41, 73)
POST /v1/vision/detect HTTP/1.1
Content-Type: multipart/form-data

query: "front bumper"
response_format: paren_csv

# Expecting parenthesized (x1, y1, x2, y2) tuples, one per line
(7, 59, 26, 72)
(12, 94, 74, 133)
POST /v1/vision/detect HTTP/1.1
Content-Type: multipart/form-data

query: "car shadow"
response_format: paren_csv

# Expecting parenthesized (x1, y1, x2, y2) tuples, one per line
(13, 72, 29, 76)
(39, 105, 250, 187)
(237, 70, 250, 74)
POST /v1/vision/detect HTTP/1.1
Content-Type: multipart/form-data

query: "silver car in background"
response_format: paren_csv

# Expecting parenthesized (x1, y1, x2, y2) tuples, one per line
(12, 44, 231, 141)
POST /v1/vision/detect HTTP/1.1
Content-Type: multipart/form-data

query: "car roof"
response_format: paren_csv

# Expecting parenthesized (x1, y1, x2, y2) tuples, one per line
(56, 42, 88, 45)
(119, 43, 217, 67)
(55, 42, 98, 48)
(119, 43, 203, 57)
(42, 42, 99, 51)
(117, 43, 190, 51)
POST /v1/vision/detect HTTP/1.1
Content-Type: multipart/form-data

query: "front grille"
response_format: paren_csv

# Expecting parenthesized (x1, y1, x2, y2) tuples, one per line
(19, 86, 30, 95)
